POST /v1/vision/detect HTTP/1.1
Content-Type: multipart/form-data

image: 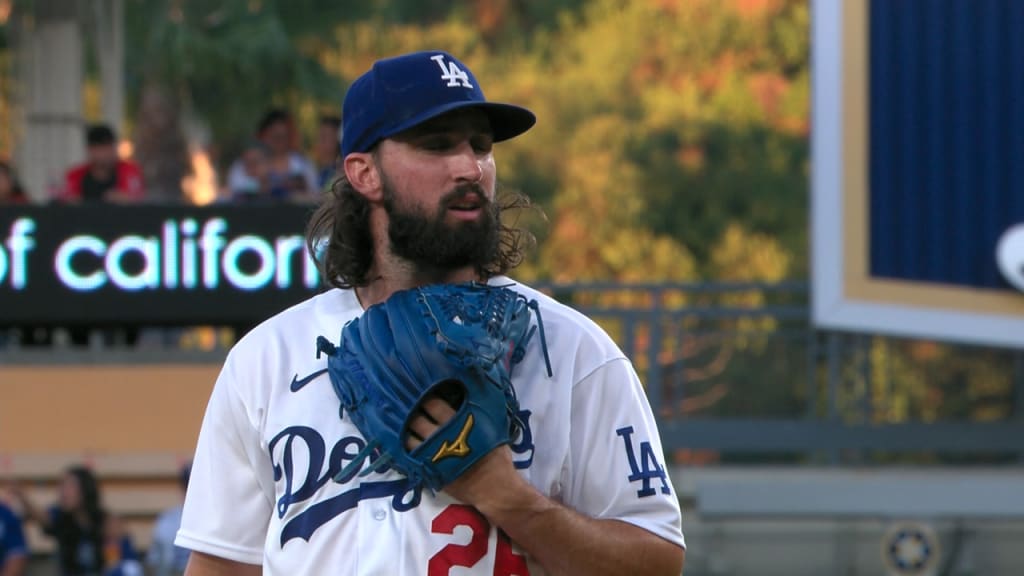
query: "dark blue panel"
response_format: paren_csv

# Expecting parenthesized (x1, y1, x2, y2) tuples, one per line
(868, 0, 1024, 290)
(949, 0, 975, 285)
(978, 0, 1004, 287)
(868, 0, 895, 278)
(922, 0, 950, 281)
(896, 0, 920, 279)
(1009, 0, 1024, 244)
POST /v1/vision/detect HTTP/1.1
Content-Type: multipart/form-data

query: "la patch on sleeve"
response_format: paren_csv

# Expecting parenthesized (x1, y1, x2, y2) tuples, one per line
(616, 426, 671, 498)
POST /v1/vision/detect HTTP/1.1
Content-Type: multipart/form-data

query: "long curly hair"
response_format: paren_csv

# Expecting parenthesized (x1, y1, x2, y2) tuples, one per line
(66, 466, 105, 529)
(305, 174, 538, 289)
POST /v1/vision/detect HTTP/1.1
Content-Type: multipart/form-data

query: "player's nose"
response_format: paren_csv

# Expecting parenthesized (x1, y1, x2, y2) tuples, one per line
(451, 143, 485, 185)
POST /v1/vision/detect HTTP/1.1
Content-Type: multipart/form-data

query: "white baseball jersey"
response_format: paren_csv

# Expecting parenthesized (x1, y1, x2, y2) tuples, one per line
(176, 276, 685, 575)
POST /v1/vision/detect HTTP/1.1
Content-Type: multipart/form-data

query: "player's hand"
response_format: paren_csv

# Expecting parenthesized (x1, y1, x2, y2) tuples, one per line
(404, 393, 528, 511)
(403, 380, 467, 451)
(404, 393, 457, 451)
(444, 446, 529, 511)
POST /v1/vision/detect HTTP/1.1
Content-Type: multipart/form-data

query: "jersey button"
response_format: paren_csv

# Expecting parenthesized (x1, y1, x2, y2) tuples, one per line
(373, 508, 387, 521)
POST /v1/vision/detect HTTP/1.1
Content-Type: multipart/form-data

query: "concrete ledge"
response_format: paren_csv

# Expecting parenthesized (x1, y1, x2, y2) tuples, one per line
(680, 466, 1024, 519)
(2, 452, 189, 479)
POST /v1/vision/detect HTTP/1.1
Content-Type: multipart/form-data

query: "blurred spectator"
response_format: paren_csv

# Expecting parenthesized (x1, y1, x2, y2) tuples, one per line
(60, 125, 144, 347)
(13, 466, 108, 575)
(145, 462, 191, 576)
(102, 515, 142, 576)
(0, 161, 29, 205)
(226, 142, 272, 203)
(313, 114, 341, 190)
(226, 109, 317, 202)
(0, 500, 28, 576)
(62, 124, 145, 204)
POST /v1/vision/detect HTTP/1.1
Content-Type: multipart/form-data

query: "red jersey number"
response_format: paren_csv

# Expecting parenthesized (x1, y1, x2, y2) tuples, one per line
(428, 504, 530, 575)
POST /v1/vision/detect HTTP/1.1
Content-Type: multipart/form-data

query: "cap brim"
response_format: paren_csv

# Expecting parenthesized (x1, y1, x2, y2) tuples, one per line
(380, 101, 536, 144)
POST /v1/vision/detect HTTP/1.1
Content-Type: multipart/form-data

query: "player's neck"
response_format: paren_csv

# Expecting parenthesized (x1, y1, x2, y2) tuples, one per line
(355, 261, 481, 308)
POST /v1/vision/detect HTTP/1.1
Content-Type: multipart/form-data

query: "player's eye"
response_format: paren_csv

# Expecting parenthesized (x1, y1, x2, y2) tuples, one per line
(471, 135, 493, 154)
(419, 136, 455, 151)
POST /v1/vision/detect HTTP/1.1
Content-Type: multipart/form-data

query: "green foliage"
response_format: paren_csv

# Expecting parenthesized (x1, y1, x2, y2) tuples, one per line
(116, 0, 811, 269)
(0, 13, 11, 159)
(123, 0, 346, 163)
(484, 0, 810, 279)
(864, 340, 1016, 424)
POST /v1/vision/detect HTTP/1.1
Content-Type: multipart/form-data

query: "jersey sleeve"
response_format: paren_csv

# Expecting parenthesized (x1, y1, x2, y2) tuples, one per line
(175, 358, 274, 565)
(565, 358, 685, 549)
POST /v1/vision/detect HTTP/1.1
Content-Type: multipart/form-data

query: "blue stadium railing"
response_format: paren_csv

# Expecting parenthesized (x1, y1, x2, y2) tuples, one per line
(4, 281, 1023, 465)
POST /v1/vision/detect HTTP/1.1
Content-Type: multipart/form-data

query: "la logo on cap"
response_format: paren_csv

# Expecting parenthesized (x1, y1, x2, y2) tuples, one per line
(340, 50, 536, 157)
(430, 54, 473, 88)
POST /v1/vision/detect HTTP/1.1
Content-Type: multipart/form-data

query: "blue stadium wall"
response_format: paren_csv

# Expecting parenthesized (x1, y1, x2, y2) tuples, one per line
(869, 0, 1024, 290)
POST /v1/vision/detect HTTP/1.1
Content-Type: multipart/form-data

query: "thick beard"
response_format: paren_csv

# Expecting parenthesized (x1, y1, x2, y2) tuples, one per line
(383, 178, 500, 274)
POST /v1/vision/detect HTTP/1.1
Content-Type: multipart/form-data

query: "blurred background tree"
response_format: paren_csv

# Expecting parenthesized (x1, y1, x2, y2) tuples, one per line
(1, 0, 809, 271)
(310, 0, 810, 281)
(0, 0, 16, 159)
(123, 0, 349, 200)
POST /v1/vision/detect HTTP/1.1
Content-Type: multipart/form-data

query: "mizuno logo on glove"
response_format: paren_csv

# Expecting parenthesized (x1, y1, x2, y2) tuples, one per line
(432, 414, 475, 462)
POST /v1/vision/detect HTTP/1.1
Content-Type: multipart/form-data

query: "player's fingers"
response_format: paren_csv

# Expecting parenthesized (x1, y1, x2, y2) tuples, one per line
(421, 396, 457, 424)
(406, 414, 437, 450)
(419, 407, 440, 425)
(404, 426, 422, 452)
(405, 397, 458, 451)
(405, 436, 418, 452)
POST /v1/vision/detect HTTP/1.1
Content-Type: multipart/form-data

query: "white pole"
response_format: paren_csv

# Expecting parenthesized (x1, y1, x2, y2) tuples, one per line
(96, 0, 125, 137)
(16, 1, 84, 202)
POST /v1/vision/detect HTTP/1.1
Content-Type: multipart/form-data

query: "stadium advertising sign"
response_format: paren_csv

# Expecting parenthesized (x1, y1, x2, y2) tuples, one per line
(0, 205, 322, 326)
(811, 0, 1024, 349)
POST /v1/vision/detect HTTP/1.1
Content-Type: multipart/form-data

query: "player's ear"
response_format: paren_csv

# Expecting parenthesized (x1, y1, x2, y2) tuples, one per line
(343, 152, 383, 202)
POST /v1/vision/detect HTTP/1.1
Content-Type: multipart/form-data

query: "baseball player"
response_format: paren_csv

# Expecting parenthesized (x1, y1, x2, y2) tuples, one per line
(176, 50, 685, 575)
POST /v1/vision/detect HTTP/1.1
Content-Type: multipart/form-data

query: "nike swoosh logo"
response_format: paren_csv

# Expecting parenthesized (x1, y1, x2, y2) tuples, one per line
(290, 368, 328, 392)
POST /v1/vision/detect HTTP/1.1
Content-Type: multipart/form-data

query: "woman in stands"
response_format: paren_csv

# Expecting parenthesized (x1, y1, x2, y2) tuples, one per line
(13, 466, 120, 575)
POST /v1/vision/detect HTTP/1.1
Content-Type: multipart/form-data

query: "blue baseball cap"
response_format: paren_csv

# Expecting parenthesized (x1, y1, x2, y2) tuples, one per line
(341, 50, 536, 157)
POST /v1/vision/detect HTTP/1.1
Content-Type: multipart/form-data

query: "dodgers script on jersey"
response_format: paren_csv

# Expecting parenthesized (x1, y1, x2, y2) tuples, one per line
(176, 277, 685, 575)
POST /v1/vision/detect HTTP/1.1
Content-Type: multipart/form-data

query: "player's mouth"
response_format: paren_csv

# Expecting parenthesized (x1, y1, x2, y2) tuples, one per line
(446, 193, 485, 220)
